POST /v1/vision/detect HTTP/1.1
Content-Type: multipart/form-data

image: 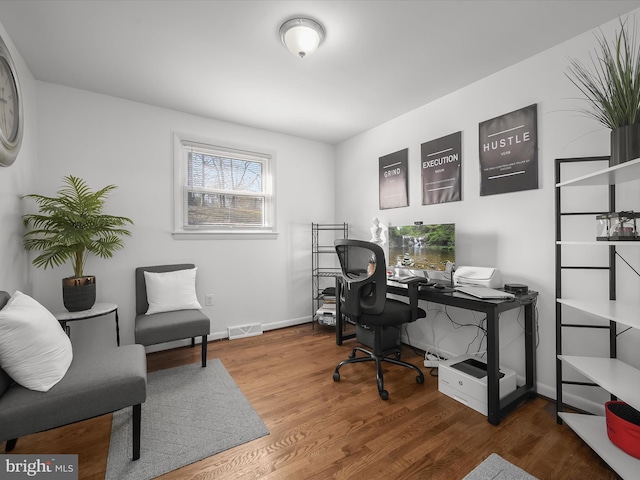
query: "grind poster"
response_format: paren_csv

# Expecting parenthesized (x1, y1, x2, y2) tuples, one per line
(379, 148, 409, 209)
(478, 104, 538, 196)
(421, 131, 462, 205)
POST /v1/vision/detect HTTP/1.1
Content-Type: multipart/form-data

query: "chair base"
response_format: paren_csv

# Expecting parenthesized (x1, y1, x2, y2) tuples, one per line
(333, 346, 424, 400)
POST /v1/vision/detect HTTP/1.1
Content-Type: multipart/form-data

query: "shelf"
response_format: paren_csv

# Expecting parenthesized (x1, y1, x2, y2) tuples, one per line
(315, 270, 341, 277)
(557, 240, 640, 246)
(559, 412, 640, 480)
(555, 156, 640, 479)
(558, 356, 640, 412)
(313, 224, 350, 230)
(557, 299, 640, 330)
(556, 157, 640, 188)
(312, 223, 348, 326)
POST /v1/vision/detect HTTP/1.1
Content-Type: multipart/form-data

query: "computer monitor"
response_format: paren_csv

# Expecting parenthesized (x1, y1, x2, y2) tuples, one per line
(387, 223, 455, 281)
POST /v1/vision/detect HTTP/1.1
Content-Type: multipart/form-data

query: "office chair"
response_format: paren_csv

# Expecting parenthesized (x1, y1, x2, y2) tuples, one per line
(332, 239, 425, 400)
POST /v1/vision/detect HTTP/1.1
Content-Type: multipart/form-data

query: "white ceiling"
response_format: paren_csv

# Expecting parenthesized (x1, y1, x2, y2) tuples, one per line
(1, 0, 640, 144)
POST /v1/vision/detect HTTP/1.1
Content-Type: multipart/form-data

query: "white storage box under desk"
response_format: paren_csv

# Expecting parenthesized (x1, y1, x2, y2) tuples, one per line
(438, 355, 516, 416)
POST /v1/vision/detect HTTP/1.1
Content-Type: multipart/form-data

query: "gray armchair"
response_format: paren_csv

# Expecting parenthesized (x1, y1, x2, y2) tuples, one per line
(135, 264, 210, 367)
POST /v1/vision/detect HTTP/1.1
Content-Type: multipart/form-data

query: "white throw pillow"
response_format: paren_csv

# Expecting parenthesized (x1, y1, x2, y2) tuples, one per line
(0, 291, 73, 392)
(144, 267, 202, 315)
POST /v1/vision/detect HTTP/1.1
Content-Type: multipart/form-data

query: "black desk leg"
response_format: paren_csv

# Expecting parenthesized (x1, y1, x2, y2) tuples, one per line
(486, 310, 500, 426)
(487, 302, 537, 426)
(525, 303, 536, 390)
(335, 279, 343, 345)
(334, 279, 356, 346)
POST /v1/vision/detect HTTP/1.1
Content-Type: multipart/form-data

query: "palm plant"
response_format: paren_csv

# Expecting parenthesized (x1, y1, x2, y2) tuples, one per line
(566, 17, 640, 129)
(22, 175, 133, 278)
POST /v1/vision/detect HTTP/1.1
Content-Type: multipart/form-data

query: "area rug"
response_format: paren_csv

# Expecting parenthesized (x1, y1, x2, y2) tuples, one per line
(105, 360, 269, 480)
(463, 453, 538, 480)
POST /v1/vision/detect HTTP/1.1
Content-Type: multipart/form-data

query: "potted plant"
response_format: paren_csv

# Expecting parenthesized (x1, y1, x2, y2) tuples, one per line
(22, 175, 133, 311)
(566, 17, 640, 166)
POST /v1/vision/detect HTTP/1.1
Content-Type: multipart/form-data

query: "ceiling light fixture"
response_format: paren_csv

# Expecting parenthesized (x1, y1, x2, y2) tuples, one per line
(279, 17, 325, 59)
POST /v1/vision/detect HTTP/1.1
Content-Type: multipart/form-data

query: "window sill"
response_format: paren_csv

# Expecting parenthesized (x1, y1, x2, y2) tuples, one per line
(172, 230, 279, 240)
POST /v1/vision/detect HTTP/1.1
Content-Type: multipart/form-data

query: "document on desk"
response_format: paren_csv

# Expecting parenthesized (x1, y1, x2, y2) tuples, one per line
(456, 286, 515, 299)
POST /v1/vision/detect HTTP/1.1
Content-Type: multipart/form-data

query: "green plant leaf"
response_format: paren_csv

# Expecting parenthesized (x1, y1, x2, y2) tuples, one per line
(22, 175, 133, 277)
(566, 16, 640, 129)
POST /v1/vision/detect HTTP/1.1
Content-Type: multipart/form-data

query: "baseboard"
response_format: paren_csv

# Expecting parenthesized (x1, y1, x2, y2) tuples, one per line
(143, 316, 311, 353)
(262, 315, 311, 331)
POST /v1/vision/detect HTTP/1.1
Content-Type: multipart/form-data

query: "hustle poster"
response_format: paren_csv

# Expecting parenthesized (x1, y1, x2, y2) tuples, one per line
(379, 148, 409, 209)
(421, 131, 462, 205)
(478, 104, 538, 196)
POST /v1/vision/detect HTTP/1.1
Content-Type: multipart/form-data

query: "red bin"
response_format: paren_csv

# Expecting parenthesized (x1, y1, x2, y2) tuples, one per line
(605, 401, 640, 459)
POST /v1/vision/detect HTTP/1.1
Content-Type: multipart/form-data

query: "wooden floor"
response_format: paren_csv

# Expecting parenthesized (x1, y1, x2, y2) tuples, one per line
(6, 325, 620, 479)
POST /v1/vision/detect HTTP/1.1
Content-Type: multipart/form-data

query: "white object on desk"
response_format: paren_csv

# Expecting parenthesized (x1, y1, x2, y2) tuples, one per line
(453, 266, 501, 288)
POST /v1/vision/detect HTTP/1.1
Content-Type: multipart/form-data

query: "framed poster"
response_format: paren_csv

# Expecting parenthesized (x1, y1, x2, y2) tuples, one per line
(478, 104, 538, 196)
(379, 148, 409, 209)
(421, 131, 462, 205)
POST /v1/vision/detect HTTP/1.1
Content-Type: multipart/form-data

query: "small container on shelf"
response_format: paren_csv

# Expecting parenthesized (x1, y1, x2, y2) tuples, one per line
(596, 211, 640, 241)
(605, 401, 640, 459)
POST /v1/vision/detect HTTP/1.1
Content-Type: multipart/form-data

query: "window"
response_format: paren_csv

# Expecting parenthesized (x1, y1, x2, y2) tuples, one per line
(174, 134, 276, 236)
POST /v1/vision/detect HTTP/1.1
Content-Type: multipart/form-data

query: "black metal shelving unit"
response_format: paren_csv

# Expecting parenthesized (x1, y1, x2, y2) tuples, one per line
(555, 156, 640, 479)
(311, 223, 348, 328)
(555, 156, 616, 419)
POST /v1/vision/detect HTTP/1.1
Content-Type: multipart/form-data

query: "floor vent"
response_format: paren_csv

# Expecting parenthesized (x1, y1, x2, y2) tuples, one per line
(228, 323, 263, 340)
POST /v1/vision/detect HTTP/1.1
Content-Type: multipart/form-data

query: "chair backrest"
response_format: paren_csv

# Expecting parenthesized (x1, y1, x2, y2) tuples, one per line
(334, 239, 387, 318)
(135, 264, 195, 315)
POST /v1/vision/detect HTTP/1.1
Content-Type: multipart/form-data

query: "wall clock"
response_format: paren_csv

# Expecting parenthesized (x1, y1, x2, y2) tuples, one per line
(0, 35, 23, 167)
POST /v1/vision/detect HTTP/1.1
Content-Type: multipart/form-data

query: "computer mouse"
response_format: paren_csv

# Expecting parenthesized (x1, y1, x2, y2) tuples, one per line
(434, 283, 445, 289)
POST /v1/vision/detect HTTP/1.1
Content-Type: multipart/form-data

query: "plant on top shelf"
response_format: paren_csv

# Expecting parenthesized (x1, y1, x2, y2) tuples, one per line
(22, 175, 133, 311)
(566, 16, 640, 166)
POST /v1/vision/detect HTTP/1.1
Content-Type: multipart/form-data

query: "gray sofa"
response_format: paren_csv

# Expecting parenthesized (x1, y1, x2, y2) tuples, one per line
(0, 291, 147, 460)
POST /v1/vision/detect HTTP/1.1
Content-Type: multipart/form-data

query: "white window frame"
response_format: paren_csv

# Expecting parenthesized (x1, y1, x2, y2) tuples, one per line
(173, 133, 277, 238)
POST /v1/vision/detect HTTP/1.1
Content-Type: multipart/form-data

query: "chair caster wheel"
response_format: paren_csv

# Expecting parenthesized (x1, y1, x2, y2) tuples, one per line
(379, 390, 389, 400)
(333, 372, 340, 382)
(416, 375, 424, 384)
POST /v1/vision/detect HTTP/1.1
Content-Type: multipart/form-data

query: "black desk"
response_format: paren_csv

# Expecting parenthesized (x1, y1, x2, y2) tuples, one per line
(335, 280, 538, 426)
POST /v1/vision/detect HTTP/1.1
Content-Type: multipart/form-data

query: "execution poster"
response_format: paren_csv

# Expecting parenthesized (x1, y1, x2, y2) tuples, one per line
(478, 104, 538, 196)
(379, 148, 409, 209)
(421, 131, 462, 205)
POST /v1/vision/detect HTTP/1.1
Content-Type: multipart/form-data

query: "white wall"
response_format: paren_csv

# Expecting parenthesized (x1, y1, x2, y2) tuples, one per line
(335, 13, 640, 411)
(0, 22, 37, 294)
(31, 82, 335, 351)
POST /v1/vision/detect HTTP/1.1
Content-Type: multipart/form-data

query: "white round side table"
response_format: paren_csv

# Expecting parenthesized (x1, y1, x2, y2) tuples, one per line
(53, 303, 120, 346)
